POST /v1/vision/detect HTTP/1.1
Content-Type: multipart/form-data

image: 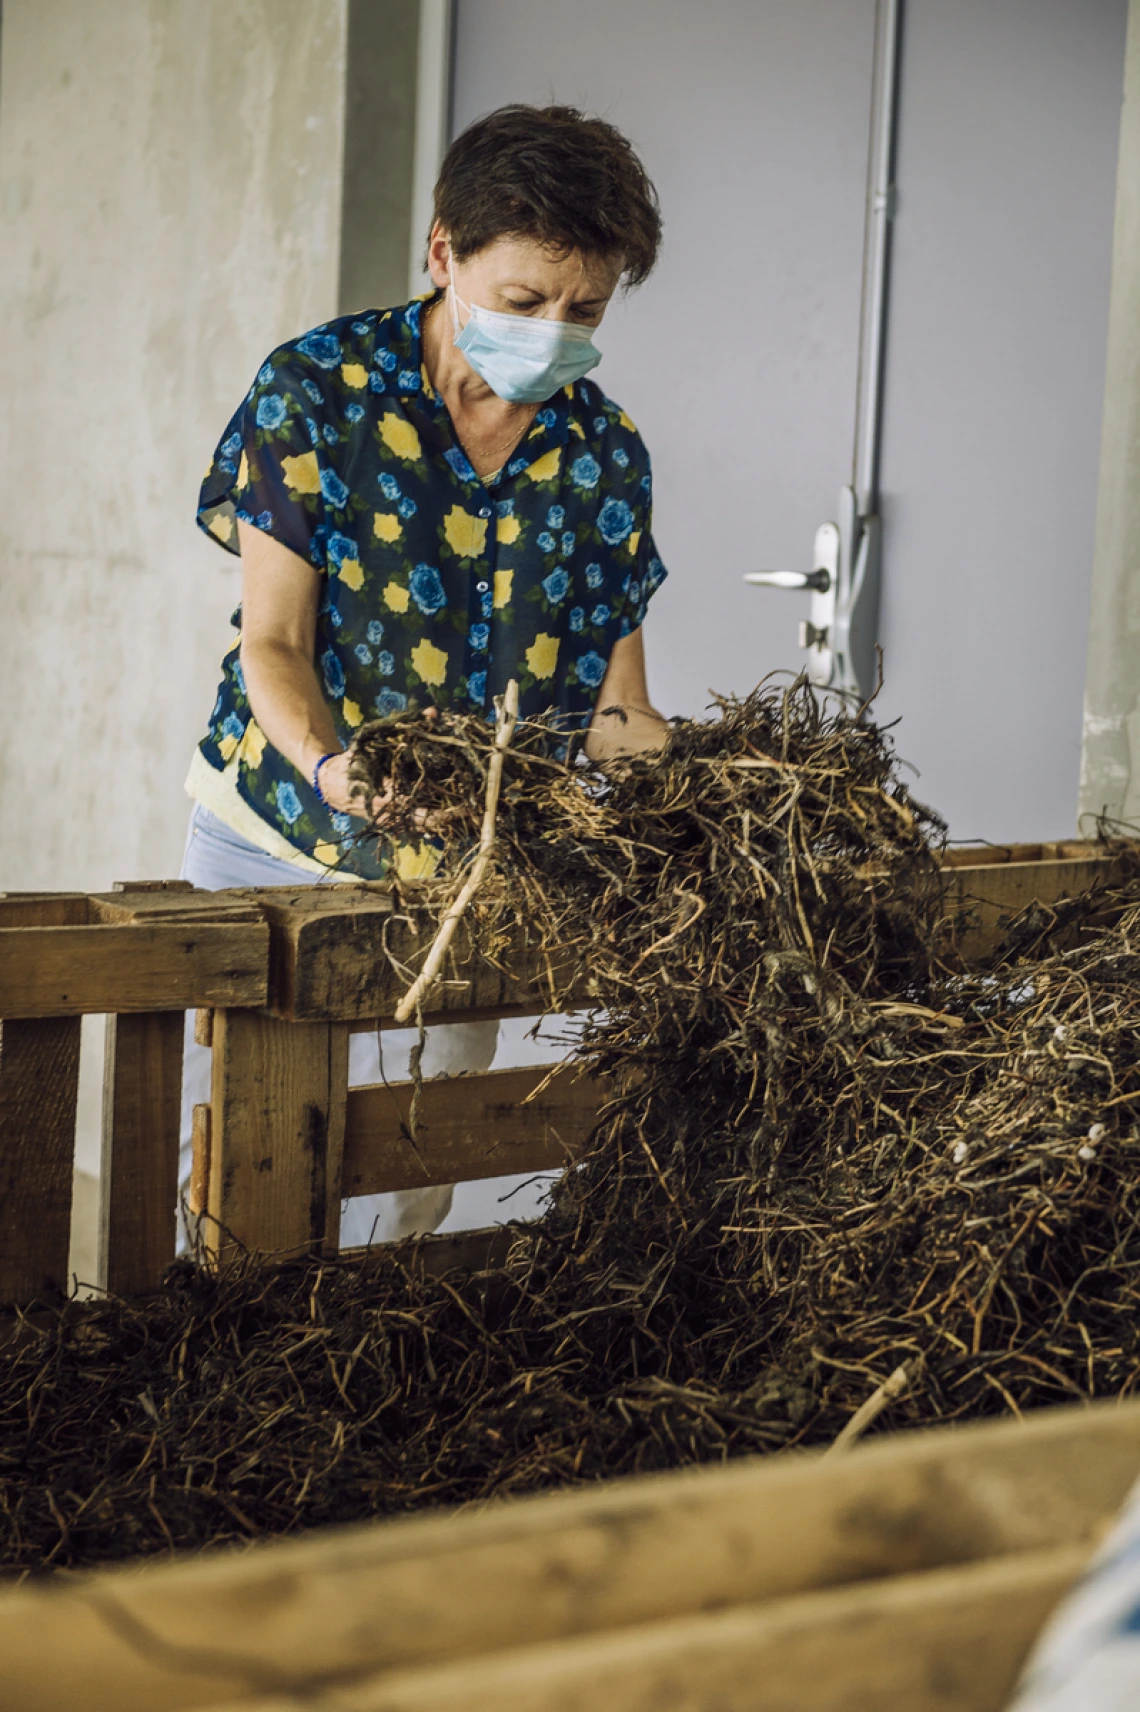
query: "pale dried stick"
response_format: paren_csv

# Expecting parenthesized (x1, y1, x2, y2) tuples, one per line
(822, 1356, 922, 1457)
(393, 679, 520, 1024)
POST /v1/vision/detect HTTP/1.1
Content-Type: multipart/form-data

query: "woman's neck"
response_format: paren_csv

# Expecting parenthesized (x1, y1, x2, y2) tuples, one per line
(420, 292, 539, 474)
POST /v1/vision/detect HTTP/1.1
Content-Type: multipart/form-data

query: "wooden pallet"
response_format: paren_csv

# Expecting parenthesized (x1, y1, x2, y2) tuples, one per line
(1, 1396, 1137, 1712)
(0, 840, 1134, 1305)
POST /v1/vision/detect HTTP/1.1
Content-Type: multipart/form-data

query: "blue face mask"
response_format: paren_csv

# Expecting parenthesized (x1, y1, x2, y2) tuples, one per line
(448, 263, 603, 404)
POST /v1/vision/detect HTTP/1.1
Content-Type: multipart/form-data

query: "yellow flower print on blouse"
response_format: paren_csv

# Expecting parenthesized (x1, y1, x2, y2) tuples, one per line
(627, 532, 642, 558)
(443, 507, 488, 558)
(281, 451, 321, 493)
(313, 840, 340, 866)
(525, 447, 562, 484)
(239, 719, 268, 769)
(383, 582, 410, 613)
(374, 512, 402, 543)
(336, 557, 364, 592)
(526, 632, 560, 681)
(238, 450, 250, 489)
(342, 698, 363, 728)
(493, 569, 514, 609)
(496, 513, 521, 545)
(341, 363, 368, 388)
(379, 413, 422, 461)
(411, 637, 448, 687)
(208, 512, 235, 544)
(394, 839, 444, 882)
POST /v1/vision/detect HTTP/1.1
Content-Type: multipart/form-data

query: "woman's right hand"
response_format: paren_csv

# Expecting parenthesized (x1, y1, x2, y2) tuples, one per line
(312, 750, 392, 821)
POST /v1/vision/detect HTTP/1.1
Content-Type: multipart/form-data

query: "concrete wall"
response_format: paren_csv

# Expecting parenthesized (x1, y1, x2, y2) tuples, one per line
(1079, 0, 1140, 828)
(451, 0, 1126, 842)
(0, 0, 349, 895)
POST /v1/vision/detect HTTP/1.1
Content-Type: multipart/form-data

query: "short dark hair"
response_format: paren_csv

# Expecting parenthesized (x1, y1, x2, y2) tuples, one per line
(431, 104, 662, 290)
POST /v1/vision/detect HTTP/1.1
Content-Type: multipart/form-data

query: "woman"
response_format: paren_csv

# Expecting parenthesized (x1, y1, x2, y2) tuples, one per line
(182, 103, 670, 1243)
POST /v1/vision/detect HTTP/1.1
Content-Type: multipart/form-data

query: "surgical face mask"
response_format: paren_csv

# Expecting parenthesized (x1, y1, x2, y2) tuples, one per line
(448, 260, 603, 404)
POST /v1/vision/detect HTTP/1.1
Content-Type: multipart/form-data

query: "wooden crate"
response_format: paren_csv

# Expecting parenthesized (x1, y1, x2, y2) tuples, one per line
(0, 838, 1134, 1305)
(1, 1397, 1137, 1712)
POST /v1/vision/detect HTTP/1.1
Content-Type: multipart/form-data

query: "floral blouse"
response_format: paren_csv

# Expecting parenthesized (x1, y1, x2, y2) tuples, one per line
(196, 293, 668, 872)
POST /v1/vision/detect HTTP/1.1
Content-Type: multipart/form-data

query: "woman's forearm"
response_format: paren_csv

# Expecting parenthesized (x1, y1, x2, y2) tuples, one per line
(240, 636, 342, 783)
(584, 626, 669, 760)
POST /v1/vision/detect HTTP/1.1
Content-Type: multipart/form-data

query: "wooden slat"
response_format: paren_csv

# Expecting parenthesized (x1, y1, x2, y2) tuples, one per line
(0, 893, 91, 927)
(207, 1011, 349, 1264)
(189, 1103, 211, 1216)
(342, 1063, 598, 1195)
(251, 890, 594, 1023)
(0, 1015, 81, 1302)
(0, 922, 268, 1017)
(1, 1399, 1136, 1712)
(939, 841, 1135, 961)
(200, 1545, 1085, 1712)
(339, 1224, 514, 1274)
(99, 1012, 184, 1295)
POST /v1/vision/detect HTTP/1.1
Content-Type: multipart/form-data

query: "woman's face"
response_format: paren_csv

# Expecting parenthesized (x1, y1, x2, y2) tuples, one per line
(427, 225, 621, 330)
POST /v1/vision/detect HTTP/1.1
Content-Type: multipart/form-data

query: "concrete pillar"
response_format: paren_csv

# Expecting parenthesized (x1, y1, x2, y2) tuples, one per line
(0, 0, 433, 1267)
(1079, 0, 1140, 828)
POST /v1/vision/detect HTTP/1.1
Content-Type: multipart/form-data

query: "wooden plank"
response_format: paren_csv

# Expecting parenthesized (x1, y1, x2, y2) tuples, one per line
(342, 1063, 598, 1195)
(0, 922, 268, 1017)
(99, 1012, 184, 1296)
(0, 894, 90, 927)
(207, 1011, 348, 1264)
(198, 1545, 1086, 1712)
(89, 891, 265, 926)
(1, 1399, 1137, 1712)
(340, 1224, 513, 1274)
(0, 1015, 81, 1303)
(189, 1103, 211, 1217)
(252, 890, 593, 1023)
(940, 842, 1135, 962)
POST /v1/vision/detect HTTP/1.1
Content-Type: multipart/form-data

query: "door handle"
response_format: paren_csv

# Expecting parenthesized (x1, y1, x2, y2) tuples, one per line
(743, 568, 832, 592)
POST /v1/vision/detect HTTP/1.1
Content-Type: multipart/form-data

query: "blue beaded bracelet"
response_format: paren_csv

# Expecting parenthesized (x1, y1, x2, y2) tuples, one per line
(312, 752, 339, 808)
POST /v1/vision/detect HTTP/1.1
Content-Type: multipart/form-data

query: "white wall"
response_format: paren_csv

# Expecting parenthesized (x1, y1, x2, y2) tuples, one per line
(451, 0, 1126, 842)
(877, 0, 1126, 839)
(0, 0, 349, 893)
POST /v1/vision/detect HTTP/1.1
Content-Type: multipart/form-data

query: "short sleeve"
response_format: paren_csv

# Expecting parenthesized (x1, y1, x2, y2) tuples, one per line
(623, 457, 668, 632)
(625, 531, 668, 630)
(197, 354, 331, 567)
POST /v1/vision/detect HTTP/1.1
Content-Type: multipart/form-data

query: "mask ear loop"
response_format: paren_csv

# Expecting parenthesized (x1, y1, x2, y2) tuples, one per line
(447, 248, 469, 335)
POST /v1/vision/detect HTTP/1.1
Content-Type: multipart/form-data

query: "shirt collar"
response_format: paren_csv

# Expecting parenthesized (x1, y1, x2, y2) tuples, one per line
(376, 293, 579, 485)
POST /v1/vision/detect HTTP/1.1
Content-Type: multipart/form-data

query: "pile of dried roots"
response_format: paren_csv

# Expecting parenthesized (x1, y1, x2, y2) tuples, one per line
(5, 679, 1140, 1577)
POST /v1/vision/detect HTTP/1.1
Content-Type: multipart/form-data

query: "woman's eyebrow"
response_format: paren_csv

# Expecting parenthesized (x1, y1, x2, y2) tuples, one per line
(501, 283, 610, 305)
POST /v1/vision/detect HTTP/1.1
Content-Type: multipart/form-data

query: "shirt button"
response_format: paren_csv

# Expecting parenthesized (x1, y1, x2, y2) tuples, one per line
(478, 506, 492, 518)
(476, 580, 489, 593)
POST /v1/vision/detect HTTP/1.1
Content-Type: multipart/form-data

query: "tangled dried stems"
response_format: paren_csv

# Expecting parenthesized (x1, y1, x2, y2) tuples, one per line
(4, 678, 1140, 1577)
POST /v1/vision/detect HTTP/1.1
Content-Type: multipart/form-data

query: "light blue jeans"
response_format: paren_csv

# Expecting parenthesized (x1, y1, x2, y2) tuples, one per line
(178, 803, 500, 1247)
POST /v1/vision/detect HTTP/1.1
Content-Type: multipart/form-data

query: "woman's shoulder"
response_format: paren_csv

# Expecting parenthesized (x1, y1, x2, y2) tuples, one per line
(571, 377, 652, 465)
(252, 300, 425, 401)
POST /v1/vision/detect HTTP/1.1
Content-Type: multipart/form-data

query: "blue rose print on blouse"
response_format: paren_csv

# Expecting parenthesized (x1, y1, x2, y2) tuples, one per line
(577, 652, 608, 688)
(296, 332, 343, 368)
(410, 563, 447, 614)
(598, 499, 634, 545)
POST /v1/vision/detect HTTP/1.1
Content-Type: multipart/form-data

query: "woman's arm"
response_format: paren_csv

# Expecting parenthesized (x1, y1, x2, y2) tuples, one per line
(584, 627, 669, 761)
(237, 521, 362, 814)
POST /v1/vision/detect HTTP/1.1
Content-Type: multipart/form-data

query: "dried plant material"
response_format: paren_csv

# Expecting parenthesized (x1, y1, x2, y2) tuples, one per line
(4, 678, 1140, 1579)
